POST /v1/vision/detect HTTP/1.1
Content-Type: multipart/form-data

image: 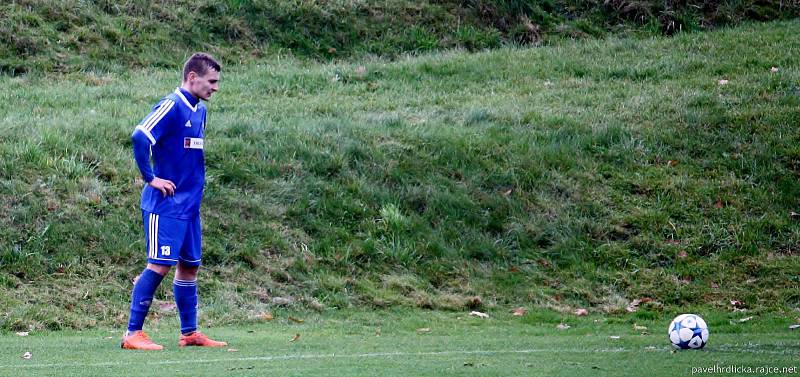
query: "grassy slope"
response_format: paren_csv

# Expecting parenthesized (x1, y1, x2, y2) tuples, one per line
(0, 20, 799, 330)
(0, 310, 797, 377)
(1, 0, 797, 74)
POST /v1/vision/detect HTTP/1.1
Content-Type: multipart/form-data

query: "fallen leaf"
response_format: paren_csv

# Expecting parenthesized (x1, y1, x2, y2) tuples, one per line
(537, 259, 552, 268)
(677, 250, 688, 258)
(667, 160, 679, 166)
(715, 198, 724, 209)
(738, 316, 754, 322)
(288, 316, 304, 323)
(512, 307, 527, 316)
(327, 47, 337, 54)
(645, 346, 657, 350)
(227, 348, 239, 352)
(469, 311, 489, 319)
(770, 67, 779, 73)
(259, 312, 274, 321)
(556, 323, 570, 330)
(633, 324, 648, 331)
(508, 266, 521, 273)
(718, 79, 729, 85)
(710, 282, 719, 289)
(574, 308, 588, 316)
(15, 332, 29, 337)
(22, 352, 32, 360)
(289, 333, 300, 342)
(375, 327, 381, 336)
(609, 336, 621, 339)
(416, 328, 431, 334)
(626, 299, 642, 313)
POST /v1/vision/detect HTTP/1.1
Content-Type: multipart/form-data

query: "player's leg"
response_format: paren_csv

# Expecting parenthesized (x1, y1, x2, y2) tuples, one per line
(122, 211, 185, 350)
(174, 262, 199, 335)
(175, 215, 227, 347)
(125, 264, 169, 336)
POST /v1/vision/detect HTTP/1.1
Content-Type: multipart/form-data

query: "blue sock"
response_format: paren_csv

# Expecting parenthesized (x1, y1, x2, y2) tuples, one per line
(127, 268, 165, 332)
(173, 279, 198, 335)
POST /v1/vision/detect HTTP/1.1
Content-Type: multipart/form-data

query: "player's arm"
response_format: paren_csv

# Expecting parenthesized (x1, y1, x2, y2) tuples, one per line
(131, 99, 178, 196)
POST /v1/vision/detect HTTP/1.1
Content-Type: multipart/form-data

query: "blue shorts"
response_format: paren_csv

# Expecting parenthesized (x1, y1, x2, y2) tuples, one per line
(142, 210, 202, 266)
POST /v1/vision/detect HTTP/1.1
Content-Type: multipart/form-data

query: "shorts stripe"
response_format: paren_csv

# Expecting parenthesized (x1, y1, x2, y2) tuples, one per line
(154, 214, 159, 258)
(148, 214, 153, 258)
(149, 213, 159, 259)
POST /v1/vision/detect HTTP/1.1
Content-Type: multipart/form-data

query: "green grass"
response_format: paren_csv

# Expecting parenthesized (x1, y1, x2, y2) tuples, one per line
(0, 20, 799, 330)
(2, 0, 797, 74)
(0, 309, 797, 376)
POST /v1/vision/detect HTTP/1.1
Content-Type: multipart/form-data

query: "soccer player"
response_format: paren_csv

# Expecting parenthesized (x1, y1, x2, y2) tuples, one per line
(122, 53, 226, 350)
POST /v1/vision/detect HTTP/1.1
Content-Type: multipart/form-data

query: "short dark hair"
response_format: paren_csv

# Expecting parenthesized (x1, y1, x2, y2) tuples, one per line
(183, 53, 221, 81)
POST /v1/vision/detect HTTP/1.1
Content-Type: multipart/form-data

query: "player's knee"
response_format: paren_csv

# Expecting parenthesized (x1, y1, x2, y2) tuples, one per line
(175, 263, 199, 280)
(146, 263, 171, 276)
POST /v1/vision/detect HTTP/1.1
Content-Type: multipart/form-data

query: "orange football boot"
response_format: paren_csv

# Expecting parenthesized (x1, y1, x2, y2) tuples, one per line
(121, 331, 164, 350)
(178, 331, 228, 347)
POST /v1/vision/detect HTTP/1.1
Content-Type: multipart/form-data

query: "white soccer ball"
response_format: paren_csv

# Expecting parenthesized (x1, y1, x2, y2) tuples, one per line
(668, 314, 709, 349)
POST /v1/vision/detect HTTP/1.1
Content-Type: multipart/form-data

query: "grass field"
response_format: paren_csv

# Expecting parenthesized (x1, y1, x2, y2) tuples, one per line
(1, 20, 800, 330)
(1, 9, 799, 377)
(0, 310, 797, 376)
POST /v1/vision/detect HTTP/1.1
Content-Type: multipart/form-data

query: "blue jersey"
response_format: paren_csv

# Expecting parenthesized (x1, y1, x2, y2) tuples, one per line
(132, 88, 207, 220)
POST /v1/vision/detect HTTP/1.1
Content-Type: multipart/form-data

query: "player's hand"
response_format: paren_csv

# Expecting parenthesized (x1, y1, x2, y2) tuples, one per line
(148, 177, 176, 197)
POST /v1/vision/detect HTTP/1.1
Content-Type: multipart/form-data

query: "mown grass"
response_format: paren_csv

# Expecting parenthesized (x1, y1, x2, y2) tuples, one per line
(0, 20, 799, 330)
(0, 309, 797, 377)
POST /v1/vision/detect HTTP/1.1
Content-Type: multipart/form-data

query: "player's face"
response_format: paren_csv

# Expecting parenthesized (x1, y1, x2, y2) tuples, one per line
(187, 69, 220, 101)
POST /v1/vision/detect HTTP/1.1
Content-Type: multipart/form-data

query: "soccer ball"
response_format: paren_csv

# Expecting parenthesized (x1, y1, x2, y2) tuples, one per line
(668, 314, 709, 349)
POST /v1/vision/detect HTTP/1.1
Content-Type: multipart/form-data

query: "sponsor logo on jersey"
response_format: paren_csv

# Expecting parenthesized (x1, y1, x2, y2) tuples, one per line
(184, 137, 204, 149)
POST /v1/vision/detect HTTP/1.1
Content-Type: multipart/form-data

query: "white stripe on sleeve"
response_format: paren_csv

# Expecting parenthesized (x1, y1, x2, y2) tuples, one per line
(134, 125, 156, 145)
(143, 100, 175, 132)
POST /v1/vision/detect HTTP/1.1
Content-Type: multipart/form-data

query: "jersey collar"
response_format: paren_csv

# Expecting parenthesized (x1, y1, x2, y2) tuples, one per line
(175, 88, 199, 112)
